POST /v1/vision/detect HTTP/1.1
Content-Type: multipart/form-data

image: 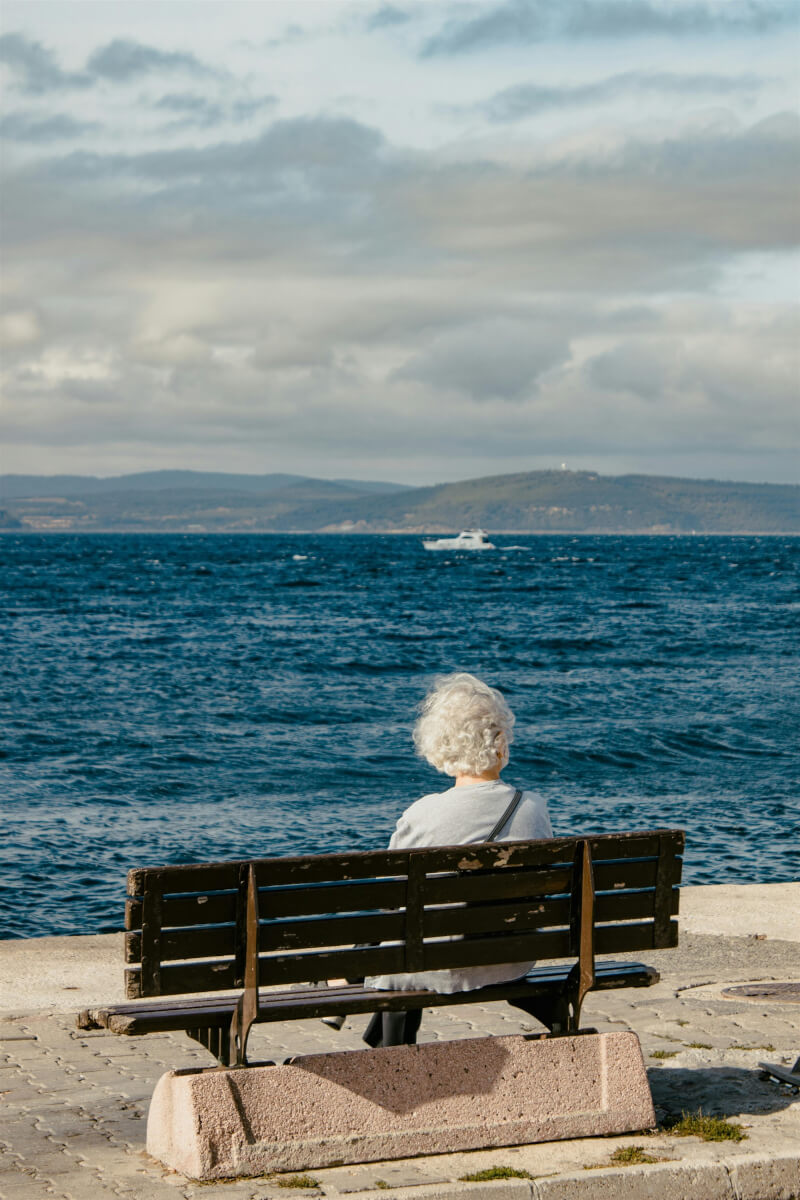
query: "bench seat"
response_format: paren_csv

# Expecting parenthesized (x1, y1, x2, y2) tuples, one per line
(80, 959, 658, 1037)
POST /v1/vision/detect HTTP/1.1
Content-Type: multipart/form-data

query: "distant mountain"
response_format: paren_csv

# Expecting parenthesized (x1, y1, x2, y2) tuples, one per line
(0, 469, 797, 533)
(290, 471, 799, 535)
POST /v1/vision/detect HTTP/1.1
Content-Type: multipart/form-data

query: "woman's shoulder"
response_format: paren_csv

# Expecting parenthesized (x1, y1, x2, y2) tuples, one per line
(512, 789, 553, 837)
(401, 787, 455, 821)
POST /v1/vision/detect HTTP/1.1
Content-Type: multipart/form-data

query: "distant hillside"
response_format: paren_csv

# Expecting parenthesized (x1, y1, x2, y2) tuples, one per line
(0, 469, 797, 533)
(292, 471, 799, 534)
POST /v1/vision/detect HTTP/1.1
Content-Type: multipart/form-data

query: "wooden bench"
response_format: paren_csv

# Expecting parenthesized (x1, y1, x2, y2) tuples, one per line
(78, 829, 684, 1068)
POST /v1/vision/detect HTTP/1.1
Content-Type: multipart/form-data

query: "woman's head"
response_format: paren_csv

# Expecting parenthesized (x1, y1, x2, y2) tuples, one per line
(413, 672, 515, 777)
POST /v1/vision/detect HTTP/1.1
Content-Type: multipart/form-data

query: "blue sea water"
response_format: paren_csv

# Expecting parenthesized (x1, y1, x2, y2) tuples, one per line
(1, 533, 798, 940)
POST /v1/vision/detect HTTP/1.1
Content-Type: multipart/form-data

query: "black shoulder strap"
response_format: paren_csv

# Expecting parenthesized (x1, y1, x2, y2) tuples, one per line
(487, 788, 524, 841)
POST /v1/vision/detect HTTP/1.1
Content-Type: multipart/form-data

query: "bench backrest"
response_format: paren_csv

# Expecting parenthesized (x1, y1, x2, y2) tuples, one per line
(124, 829, 684, 1000)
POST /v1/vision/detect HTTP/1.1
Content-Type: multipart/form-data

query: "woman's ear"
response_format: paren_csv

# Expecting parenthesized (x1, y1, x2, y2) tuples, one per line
(496, 734, 509, 768)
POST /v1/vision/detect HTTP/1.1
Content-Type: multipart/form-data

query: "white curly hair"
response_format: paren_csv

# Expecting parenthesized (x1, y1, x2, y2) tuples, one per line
(413, 672, 515, 776)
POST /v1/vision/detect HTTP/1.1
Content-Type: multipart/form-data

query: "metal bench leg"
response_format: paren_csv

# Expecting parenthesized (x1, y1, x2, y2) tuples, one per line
(229, 864, 260, 1067)
(188, 1026, 231, 1066)
(510, 841, 597, 1037)
(565, 839, 596, 1033)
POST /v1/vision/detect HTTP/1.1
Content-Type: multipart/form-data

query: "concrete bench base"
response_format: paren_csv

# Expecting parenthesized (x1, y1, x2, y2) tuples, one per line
(146, 1031, 655, 1181)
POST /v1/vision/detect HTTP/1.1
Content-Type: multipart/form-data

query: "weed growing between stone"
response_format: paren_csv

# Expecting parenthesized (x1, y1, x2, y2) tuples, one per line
(275, 1175, 321, 1188)
(684, 1042, 712, 1049)
(651, 1049, 679, 1059)
(609, 1147, 663, 1165)
(459, 1167, 534, 1181)
(584, 1145, 667, 1169)
(665, 1110, 746, 1141)
(729, 1043, 775, 1051)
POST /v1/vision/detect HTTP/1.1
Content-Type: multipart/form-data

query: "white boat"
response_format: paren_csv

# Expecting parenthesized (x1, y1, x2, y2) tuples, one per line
(422, 529, 495, 551)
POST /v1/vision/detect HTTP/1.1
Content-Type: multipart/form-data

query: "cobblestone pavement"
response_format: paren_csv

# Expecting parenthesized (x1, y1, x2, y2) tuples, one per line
(1, 933, 798, 1200)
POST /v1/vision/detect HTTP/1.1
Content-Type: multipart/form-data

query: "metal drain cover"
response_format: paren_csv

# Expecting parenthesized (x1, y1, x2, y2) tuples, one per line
(722, 982, 800, 1003)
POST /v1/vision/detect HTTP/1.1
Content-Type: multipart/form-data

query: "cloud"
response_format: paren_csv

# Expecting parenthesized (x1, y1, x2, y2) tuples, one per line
(477, 71, 764, 122)
(86, 38, 219, 82)
(422, 0, 799, 55)
(265, 23, 312, 49)
(581, 326, 800, 448)
(0, 32, 90, 93)
(3, 306, 796, 482)
(1, 31, 224, 96)
(392, 318, 570, 399)
(0, 110, 100, 142)
(4, 113, 797, 289)
(0, 308, 42, 347)
(153, 91, 278, 130)
(365, 5, 413, 31)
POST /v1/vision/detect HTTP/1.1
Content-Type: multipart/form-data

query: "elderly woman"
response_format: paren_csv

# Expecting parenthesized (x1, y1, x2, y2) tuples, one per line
(361, 671, 553, 1048)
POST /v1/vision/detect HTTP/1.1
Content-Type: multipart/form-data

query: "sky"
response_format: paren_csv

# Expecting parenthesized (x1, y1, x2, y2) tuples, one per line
(1, 0, 798, 486)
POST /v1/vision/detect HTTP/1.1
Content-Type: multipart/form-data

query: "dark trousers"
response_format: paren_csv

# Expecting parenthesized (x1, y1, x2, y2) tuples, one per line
(363, 1008, 423, 1048)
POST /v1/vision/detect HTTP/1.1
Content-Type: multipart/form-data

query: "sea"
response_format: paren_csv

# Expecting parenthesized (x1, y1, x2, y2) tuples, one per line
(1, 533, 798, 940)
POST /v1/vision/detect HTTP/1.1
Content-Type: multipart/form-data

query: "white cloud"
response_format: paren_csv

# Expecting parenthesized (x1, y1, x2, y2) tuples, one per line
(0, 308, 41, 346)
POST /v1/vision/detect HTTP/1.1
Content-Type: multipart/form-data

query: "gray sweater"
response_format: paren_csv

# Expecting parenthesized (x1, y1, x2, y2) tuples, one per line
(365, 780, 553, 994)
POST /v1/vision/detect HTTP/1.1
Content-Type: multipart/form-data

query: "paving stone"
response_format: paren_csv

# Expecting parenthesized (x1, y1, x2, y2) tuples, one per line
(0, 1168, 68, 1200)
(18, 1149, 81, 1178)
(63, 1177, 135, 1200)
(186, 1185, 265, 1200)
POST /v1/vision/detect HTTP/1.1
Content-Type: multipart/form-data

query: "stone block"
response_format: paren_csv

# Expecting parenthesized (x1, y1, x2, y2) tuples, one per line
(731, 1154, 800, 1200)
(146, 1031, 655, 1180)
(535, 1161, 736, 1199)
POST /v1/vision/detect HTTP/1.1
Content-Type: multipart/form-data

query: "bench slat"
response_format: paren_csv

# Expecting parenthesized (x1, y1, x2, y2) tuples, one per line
(125, 916, 677, 998)
(126, 830, 684, 897)
(125, 887, 679, 964)
(126, 870, 680, 947)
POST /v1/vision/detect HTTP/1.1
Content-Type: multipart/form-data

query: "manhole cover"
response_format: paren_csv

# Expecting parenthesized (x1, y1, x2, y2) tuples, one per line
(722, 982, 800, 1003)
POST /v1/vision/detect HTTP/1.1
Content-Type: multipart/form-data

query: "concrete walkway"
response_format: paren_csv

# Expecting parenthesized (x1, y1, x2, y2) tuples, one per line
(1, 884, 798, 1200)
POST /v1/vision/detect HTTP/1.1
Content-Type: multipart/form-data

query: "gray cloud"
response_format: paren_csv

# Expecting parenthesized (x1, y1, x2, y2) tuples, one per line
(266, 23, 311, 49)
(0, 110, 100, 142)
(478, 71, 764, 122)
(1, 31, 224, 96)
(392, 319, 570, 399)
(4, 113, 797, 287)
(86, 38, 219, 82)
(365, 5, 413, 31)
(423, 0, 799, 55)
(153, 91, 278, 130)
(3, 307, 796, 482)
(0, 32, 90, 93)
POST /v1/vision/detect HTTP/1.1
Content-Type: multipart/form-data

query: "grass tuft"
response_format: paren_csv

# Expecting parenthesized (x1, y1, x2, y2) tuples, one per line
(684, 1042, 712, 1049)
(374, 1182, 392, 1190)
(609, 1146, 663, 1165)
(664, 1110, 746, 1142)
(650, 1049, 679, 1059)
(729, 1043, 775, 1052)
(276, 1175, 321, 1189)
(459, 1167, 533, 1181)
